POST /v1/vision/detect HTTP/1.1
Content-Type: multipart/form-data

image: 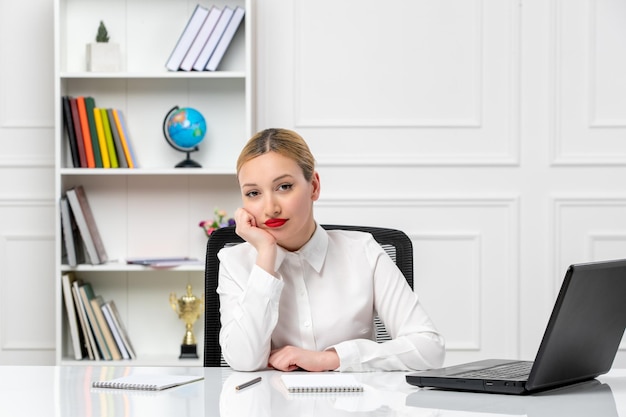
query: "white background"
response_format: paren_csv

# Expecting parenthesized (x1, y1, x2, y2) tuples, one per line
(1, 0, 625, 367)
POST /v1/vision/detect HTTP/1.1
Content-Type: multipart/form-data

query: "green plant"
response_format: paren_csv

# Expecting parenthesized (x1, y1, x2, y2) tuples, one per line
(96, 21, 110, 43)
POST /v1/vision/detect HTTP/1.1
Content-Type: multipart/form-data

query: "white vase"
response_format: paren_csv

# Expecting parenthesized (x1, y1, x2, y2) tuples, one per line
(86, 42, 120, 72)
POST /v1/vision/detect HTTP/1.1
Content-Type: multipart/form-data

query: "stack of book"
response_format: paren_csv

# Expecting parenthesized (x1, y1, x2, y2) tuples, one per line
(60, 185, 108, 266)
(166, 4, 245, 72)
(62, 273, 136, 361)
(62, 95, 137, 169)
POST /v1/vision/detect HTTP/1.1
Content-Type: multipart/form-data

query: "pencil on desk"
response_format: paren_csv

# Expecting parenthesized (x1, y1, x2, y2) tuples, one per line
(235, 376, 262, 390)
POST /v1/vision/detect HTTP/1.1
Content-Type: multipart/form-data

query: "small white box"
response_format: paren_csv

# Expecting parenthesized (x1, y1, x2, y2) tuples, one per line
(86, 42, 121, 72)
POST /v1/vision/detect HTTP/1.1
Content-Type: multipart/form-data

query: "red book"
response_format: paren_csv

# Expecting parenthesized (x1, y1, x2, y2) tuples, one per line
(69, 98, 87, 167)
(76, 97, 96, 168)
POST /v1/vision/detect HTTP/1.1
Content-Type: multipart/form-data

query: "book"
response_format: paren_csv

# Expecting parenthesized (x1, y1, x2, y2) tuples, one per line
(72, 279, 98, 360)
(60, 196, 84, 266)
(79, 282, 112, 360)
(62, 96, 80, 167)
(61, 273, 85, 360)
(100, 108, 119, 168)
(111, 109, 135, 168)
(92, 374, 204, 391)
(69, 98, 87, 167)
(205, 6, 245, 71)
(101, 300, 134, 359)
(76, 96, 96, 168)
(93, 107, 111, 168)
(179, 6, 221, 71)
(115, 109, 138, 168)
(107, 108, 128, 168)
(192, 6, 234, 71)
(280, 374, 363, 393)
(165, 4, 210, 71)
(90, 296, 122, 360)
(66, 185, 108, 264)
(84, 97, 103, 168)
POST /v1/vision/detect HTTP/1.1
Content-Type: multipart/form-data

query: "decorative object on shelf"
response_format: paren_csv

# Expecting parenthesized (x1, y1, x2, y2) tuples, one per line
(163, 106, 206, 168)
(169, 284, 204, 359)
(199, 208, 235, 237)
(86, 20, 120, 72)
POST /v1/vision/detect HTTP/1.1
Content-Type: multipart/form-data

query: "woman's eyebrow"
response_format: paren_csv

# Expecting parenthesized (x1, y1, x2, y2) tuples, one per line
(241, 174, 294, 189)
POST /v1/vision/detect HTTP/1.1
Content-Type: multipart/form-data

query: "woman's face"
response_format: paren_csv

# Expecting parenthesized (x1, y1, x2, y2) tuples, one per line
(238, 151, 320, 251)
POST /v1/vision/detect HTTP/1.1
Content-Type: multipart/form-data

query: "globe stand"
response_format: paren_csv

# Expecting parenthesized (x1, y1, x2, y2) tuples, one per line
(175, 150, 202, 168)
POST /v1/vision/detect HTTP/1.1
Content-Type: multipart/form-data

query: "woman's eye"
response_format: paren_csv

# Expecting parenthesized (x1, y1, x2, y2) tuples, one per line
(277, 183, 293, 191)
(245, 190, 259, 198)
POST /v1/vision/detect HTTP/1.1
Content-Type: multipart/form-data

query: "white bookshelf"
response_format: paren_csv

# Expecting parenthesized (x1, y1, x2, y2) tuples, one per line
(54, 0, 253, 366)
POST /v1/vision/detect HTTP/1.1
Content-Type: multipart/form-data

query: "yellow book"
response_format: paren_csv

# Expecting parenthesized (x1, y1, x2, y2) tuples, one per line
(93, 108, 111, 168)
(100, 108, 119, 168)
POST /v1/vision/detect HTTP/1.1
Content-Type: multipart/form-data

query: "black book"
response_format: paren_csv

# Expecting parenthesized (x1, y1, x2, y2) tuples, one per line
(62, 96, 79, 167)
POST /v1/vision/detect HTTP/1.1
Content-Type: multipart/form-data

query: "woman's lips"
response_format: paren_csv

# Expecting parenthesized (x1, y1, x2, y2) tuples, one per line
(265, 218, 287, 228)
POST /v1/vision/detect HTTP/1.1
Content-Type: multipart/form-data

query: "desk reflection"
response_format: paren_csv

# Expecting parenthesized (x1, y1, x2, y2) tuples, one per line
(51, 366, 624, 417)
(406, 379, 618, 417)
(220, 371, 429, 417)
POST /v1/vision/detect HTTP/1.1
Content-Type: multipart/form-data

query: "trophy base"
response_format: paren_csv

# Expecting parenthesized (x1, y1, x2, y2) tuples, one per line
(179, 344, 199, 359)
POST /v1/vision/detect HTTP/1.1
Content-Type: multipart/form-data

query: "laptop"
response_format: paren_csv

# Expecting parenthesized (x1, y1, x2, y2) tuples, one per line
(406, 258, 626, 395)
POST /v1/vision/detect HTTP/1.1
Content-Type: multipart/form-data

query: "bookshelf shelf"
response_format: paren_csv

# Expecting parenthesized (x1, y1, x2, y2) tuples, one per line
(60, 71, 247, 80)
(54, 0, 253, 366)
(59, 355, 203, 367)
(61, 262, 205, 273)
(60, 168, 237, 176)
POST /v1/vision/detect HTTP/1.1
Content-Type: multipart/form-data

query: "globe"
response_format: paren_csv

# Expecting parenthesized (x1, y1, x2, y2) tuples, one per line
(163, 106, 207, 168)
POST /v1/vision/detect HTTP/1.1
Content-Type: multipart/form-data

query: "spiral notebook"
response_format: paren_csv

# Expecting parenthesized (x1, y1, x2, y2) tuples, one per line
(92, 374, 203, 391)
(280, 374, 363, 393)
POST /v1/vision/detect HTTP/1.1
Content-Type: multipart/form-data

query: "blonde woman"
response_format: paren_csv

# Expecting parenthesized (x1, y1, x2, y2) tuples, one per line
(217, 128, 445, 372)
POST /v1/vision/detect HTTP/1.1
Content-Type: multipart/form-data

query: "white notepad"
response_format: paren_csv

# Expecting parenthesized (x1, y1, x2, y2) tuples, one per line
(280, 373, 363, 393)
(92, 374, 203, 391)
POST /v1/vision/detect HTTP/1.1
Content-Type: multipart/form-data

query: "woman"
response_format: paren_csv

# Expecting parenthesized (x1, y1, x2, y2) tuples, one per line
(217, 128, 445, 372)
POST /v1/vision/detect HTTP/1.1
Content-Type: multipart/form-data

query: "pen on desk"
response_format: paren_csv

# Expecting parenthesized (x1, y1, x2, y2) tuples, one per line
(235, 376, 262, 391)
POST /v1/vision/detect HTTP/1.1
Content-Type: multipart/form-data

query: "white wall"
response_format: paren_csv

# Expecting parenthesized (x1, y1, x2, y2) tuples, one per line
(1, 0, 625, 366)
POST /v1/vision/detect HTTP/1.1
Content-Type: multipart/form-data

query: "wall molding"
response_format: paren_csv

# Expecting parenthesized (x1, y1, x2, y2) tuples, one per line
(0, 233, 55, 351)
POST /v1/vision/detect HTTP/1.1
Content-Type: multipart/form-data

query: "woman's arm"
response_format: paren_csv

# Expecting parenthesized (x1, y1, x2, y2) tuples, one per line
(332, 238, 445, 372)
(217, 250, 284, 371)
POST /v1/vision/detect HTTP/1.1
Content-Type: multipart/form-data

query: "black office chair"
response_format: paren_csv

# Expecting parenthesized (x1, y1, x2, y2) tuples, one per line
(203, 225, 414, 367)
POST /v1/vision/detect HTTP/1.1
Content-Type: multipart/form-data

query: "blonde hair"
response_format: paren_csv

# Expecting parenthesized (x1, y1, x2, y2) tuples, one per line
(236, 128, 316, 181)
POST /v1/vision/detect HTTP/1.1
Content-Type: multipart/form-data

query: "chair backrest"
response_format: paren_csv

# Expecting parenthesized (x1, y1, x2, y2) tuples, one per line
(203, 225, 414, 367)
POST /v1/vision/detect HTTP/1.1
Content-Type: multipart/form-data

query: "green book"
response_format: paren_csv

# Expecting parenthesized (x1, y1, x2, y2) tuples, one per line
(100, 108, 118, 168)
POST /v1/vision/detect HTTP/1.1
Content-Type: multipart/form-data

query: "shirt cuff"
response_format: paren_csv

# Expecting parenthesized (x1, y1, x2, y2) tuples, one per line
(329, 341, 361, 372)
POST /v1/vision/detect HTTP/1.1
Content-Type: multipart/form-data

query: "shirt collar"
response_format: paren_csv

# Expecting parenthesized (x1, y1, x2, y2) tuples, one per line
(275, 223, 328, 273)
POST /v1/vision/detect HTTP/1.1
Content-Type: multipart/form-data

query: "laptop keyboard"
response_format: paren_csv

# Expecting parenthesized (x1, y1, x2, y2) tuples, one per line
(452, 361, 533, 380)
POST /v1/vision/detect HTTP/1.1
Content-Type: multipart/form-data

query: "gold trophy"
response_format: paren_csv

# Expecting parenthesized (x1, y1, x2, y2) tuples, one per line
(170, 284, 204, 359)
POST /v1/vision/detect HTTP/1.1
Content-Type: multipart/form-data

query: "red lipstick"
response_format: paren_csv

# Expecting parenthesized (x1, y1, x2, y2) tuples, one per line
(265, 218, 287, 228)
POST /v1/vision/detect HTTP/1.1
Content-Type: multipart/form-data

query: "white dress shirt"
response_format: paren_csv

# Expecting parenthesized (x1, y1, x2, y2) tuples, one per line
(217, 224, 445, 372)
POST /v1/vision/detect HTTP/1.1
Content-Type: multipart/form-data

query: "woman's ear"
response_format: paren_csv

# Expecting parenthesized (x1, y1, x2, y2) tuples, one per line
(311, 171, 321, 201)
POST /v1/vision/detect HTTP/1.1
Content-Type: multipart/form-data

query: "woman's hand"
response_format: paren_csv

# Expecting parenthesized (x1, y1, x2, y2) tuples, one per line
(234, 208, 278, 275)
(268, 345, 340, 372)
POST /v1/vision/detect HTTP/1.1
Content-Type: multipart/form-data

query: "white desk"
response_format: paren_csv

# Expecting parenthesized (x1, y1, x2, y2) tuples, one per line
(2, 366, 626, 416)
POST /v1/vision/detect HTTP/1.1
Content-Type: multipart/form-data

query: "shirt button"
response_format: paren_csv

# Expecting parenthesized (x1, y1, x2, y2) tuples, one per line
(304, 321, 311, 327)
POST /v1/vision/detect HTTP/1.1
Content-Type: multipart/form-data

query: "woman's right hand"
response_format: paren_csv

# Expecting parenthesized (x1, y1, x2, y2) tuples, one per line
(234, 208, 278, 275)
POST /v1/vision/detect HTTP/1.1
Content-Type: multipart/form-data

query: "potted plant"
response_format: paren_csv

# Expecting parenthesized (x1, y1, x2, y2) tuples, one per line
(86, 21, 120, 72)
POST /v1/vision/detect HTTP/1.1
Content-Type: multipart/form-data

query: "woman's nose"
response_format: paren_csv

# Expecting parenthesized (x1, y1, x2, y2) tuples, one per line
(265, 196, 280, 217)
